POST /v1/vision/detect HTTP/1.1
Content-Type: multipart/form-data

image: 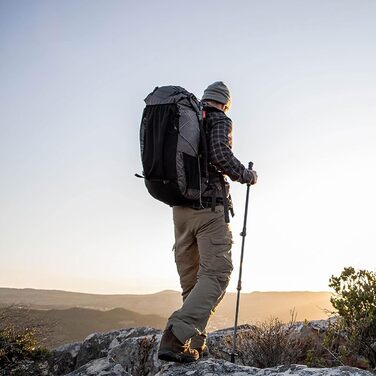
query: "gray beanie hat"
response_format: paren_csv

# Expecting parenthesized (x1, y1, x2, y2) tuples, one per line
(202, 81, 231, 108)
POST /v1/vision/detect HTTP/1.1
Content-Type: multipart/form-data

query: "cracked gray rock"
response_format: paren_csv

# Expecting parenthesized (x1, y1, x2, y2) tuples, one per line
(75, 327, 161, 369)
(155, 360, 374, 376)
(108, 333, 162, 376)
(50, 341, 82, 375)
(65, 357, 130, 376)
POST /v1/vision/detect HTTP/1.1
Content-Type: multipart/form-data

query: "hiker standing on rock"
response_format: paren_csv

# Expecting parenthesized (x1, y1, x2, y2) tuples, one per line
(156, 82, 258, 363)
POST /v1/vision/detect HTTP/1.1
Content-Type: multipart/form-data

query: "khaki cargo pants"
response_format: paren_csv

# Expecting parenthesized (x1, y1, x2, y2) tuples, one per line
(166, 205, 233, 348)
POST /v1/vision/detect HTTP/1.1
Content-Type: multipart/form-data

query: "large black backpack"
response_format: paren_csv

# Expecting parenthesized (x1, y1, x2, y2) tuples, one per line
(138, 86, 209, 206)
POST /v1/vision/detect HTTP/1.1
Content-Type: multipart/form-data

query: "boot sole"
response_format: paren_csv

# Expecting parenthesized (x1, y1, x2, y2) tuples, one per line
(158, 350, 198, 363)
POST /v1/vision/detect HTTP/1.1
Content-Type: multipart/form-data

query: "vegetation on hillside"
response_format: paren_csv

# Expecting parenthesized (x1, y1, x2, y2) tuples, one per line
(0, 306, 50, 370)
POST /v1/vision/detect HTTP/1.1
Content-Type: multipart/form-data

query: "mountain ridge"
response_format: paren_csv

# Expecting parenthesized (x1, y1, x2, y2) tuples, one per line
(0, 287, 333, 328)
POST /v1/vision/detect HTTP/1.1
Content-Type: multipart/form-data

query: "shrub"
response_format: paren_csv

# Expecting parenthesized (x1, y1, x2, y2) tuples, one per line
(240, 316, 307, 367)
(0, 326, 50, 370)
(237, 315, 349, 368)
(327, 267, 376, 369)
(0, 307, 50, 371)
(237, 311, 335, 368)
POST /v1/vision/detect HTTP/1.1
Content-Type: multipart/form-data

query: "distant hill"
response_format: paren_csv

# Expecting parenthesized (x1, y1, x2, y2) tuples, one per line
(0, 306, 166, 348)
(0, 287, 333, 334)
(0, 287, 180, 317)
(215, 291, 333, 330)
(0, 287, 179, 316)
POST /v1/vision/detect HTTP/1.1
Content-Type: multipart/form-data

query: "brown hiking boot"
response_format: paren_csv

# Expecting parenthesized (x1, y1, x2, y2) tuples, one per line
(190, 334, 209, 358)
(158, 325, 199, 363)
(192, 344, 209, 358)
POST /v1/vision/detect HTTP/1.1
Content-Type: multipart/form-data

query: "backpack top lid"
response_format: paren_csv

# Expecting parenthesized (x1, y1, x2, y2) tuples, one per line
(144, 86, 197, 106)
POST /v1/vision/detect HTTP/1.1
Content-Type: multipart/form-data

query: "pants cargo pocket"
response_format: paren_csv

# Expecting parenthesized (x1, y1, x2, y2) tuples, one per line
(210, 236, 234, 279)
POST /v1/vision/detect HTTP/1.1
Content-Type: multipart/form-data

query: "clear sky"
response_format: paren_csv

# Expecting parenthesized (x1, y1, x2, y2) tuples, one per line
(0, 0, 375, 294)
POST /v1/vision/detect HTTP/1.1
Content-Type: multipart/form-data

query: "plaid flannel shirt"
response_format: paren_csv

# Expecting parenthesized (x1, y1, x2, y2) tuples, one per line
(195, 104, 252, 208)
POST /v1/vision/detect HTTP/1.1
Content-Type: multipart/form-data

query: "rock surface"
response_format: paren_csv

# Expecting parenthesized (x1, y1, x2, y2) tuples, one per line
(75, 327, 161, 369)
(66, 357, 129, 376)
(0, 359, 50, 376)
(3, 322, 374, 376)
(51, 342, 82, 375)
(155, 362, 373, 376)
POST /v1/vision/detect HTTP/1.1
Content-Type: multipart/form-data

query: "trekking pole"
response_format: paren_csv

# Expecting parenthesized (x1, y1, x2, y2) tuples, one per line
(231, 161, 253, 364)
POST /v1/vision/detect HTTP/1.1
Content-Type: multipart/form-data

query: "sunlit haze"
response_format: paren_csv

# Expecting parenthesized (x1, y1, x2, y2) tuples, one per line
(0, 0, 375, 294)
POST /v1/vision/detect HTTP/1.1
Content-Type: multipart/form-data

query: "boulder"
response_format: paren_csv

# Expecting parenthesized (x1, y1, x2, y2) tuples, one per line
(50, 341, 82, 375)
(65, 357, 129, 376)
(109, 333, 162, 375)
(75, 327, 161, 369)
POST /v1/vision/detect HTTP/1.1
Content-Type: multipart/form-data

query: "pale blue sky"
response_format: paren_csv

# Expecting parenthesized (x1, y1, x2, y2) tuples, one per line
(1, 0, 375, 294)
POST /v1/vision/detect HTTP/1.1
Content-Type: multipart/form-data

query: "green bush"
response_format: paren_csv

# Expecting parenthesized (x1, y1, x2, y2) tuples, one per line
(0, 326, 50, 369)
(0, 307, 50, 371)
(328, 267, 376, 369)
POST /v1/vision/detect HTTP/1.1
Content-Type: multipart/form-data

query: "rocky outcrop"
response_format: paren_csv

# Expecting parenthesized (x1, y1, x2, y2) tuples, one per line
(156, 362, 373, 376)
(48, 327, 162, 375)
(51, 342, 82, 375)
(3, 322, 374, 376)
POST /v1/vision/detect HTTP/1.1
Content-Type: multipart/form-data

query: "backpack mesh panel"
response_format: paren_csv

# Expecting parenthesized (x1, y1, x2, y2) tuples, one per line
(142, 104, 178, 181)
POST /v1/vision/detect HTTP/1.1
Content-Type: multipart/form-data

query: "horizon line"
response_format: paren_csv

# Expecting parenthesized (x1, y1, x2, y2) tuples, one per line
(0, 286, 332, 296)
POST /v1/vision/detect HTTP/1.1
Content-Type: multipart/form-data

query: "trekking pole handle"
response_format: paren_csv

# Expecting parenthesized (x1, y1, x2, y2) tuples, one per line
(248, 162, 254, 186)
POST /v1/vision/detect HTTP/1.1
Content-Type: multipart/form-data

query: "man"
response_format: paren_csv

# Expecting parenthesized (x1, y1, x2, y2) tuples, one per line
(158, 81, 258, 363)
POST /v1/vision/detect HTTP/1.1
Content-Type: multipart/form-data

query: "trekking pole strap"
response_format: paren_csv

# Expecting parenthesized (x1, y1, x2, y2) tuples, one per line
(219, 174, 230, 223)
